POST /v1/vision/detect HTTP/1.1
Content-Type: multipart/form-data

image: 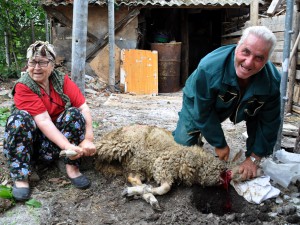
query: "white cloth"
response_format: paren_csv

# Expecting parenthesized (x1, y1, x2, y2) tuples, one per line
(231, 176, 280, 204)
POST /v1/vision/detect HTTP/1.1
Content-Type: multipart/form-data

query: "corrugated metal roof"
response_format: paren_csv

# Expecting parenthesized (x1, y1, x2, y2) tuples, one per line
(41, 0, 253, 7)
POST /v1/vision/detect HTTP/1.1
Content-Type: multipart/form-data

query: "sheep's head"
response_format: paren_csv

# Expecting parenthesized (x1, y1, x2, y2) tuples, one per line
(195, 158, 227, 186)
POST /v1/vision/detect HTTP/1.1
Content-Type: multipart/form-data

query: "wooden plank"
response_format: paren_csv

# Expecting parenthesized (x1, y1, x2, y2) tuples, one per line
(267, 0, 283, 15)
(292, 105, 300, 114)
(221, 37, 240, 45)
(222, 33, 285, 47)
(259, 14, 285, 27)
(120, 49, 158, 95)
(276, 67, 300, 81)
(270, 52, 300, 65)
(293, 84, 299, 103)
(259, 23, 285, 32)
(295, 70, 300, 80)
(89, 44, 121, 84)
(222, 30, 242, 38)
(274, 32, 285, 41)
(223, 15, 286, 37)
(250, 0, 259, 26)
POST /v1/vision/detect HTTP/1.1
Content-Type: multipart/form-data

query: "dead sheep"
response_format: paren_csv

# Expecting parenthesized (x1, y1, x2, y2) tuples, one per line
(93, 124, 241, 210)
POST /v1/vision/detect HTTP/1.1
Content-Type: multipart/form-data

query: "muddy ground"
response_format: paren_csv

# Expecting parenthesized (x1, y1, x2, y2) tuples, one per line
(0, 79, 300, 225)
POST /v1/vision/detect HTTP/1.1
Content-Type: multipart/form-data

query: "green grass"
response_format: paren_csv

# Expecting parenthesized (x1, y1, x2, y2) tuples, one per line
(0, 107, 10, 127)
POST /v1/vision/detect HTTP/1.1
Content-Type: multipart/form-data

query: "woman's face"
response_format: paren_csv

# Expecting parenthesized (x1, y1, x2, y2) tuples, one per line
(27, 56, 54, 85)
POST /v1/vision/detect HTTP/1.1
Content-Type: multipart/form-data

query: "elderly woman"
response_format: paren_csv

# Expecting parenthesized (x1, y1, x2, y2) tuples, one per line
(3, 41, 96, 201)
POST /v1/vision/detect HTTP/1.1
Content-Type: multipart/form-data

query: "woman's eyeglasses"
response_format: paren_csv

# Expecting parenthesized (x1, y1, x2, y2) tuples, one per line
(28, 60, 51, 68)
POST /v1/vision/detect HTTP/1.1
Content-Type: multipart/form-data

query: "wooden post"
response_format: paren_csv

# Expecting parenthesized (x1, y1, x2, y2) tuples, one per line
(287, 6, 299, 113)
(180, 9, 189, 85)
(250, 0, 259, 25)
(71, 0, 89, 95)
(108, 0, 115, 92)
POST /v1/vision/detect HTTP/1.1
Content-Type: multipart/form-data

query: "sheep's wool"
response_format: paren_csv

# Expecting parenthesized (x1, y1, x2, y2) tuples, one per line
(95, 125, 229, 187)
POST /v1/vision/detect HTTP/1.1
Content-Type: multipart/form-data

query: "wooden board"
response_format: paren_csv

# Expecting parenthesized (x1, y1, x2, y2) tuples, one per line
(293, 84, 300, 104)
(89, 44, 121, 84)
(267, 0, 283, 15)
(120, 49, 158, 95)
(270, 52, 300, 65)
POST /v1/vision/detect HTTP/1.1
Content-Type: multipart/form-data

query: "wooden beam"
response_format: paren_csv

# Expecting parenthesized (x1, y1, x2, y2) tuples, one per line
(250, 0, 259, 26)
(267, 0, 283, 16)
(180, 9, 189, 85)
(44, 7, 99, 43)
(270, 52, 300, 65)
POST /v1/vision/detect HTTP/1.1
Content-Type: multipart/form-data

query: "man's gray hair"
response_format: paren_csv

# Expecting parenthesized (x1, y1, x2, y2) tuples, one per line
(237, 26, 277, 58)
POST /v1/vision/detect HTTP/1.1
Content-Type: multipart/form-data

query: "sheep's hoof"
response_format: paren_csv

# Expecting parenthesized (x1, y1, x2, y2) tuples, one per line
(151, 201, 162, 211)
(121, 188, 129, 197)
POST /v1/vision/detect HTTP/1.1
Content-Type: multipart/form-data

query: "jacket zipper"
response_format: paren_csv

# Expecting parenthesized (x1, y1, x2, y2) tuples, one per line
(230, 90, 241, 124)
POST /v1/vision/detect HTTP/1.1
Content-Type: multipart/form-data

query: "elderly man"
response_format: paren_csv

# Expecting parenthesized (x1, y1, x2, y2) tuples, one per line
(173, 26, 281, 181)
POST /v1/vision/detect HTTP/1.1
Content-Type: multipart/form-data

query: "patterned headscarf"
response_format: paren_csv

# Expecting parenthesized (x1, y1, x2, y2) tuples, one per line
(26, 41, 56, 61)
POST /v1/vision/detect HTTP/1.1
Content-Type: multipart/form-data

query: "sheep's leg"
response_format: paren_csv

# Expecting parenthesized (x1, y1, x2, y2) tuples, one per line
(149, 182, 171, 195)
(122, 173, 161, 210)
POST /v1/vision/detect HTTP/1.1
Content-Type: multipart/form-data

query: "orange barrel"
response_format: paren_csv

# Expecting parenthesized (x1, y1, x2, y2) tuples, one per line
(151, 42, 181, 93)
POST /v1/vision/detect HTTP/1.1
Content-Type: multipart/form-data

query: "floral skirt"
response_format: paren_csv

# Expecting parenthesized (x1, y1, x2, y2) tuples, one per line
(3, 107, 85, 181)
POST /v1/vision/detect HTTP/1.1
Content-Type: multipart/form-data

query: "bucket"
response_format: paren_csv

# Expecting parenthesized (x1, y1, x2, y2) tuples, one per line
(151, 42, 181, 93)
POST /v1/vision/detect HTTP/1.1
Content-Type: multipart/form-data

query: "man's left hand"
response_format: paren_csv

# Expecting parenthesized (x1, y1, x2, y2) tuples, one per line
(238, 156, 260, 180)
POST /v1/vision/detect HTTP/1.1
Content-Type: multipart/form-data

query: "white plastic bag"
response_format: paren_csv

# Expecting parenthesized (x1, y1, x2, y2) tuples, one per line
(275, 149, 300, 164)
(261, 157, 300, 188)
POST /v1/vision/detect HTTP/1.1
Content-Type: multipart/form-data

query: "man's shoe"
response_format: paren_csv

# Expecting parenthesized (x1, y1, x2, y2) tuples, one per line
(12, 184, 31, 201)
(69, 175, 91, 190)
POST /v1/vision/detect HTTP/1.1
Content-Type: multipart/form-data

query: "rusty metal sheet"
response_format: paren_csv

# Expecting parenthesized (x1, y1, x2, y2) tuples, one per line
(120, 49, 158, 95)
(41, 0, 254, 6)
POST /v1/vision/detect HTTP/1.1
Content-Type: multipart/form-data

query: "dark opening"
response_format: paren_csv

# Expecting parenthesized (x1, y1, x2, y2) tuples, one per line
(188, 10, 222, 74)
(138, 7, 249, 87)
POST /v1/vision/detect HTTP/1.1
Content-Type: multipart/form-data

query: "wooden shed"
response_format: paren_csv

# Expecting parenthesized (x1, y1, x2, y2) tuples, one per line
(41, 0, 300, 106)
(41, 0, 254, 87)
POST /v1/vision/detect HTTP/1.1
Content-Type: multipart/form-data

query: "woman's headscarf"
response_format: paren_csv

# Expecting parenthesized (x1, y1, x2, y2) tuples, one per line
(26, 41, 56, 62)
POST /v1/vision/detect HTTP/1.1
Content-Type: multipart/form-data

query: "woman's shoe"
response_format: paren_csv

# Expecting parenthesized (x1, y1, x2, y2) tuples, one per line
(12, 184, 31, 201)
(69, 175, 91, 189)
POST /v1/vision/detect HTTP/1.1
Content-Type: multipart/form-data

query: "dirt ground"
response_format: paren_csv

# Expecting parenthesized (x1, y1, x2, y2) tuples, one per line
(0, 79, 300, 225)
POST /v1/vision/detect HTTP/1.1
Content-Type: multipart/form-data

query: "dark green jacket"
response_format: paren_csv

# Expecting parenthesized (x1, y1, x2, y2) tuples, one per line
(181, 45, 281, 157)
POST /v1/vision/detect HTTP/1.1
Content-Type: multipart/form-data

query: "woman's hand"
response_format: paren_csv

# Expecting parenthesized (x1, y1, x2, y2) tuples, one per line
(79, 139, 96, 157)
(64, 143, 84, 160)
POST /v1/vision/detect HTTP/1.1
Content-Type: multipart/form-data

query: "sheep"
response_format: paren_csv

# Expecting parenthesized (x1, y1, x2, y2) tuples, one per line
(93, 124, 242, 210)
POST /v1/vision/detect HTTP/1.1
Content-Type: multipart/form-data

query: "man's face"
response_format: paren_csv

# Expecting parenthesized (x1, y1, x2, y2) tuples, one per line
(234, 34, 271, 80)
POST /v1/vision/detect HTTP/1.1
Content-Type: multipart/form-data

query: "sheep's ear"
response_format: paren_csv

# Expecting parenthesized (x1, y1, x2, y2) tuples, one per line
(231, 149, 243, 163)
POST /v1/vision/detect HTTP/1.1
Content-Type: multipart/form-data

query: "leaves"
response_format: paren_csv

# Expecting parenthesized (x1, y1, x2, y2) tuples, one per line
(0, 0, 46, 79)
(0, 185, 13, 199)
(25, 199, 42, 208)
(0, 107, 10, 127)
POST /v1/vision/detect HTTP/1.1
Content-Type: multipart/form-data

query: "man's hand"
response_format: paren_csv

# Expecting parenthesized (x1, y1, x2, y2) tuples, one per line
(79, 139, 96, 156)
(215, 145, 230, 161)
(238, 155, 261, 180)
